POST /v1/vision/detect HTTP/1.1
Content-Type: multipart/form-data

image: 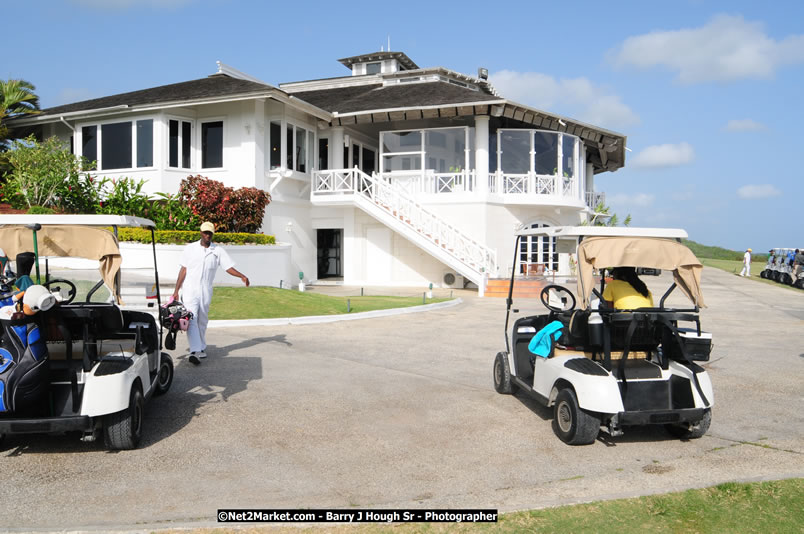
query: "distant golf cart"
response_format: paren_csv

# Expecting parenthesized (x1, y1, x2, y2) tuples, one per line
(0, 215, 172, 450)
(493, 226, 714, 445)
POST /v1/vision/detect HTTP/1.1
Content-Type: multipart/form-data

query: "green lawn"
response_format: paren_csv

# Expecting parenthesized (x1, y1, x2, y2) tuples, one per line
(700, 259, 801, 292)
(208, 286, 449, 320)
(177, 478, 802, 534)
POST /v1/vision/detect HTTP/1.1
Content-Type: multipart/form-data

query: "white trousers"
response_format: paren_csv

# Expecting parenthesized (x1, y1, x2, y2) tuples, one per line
(183, 294, 210, 352)
(739, 263, 750, 277)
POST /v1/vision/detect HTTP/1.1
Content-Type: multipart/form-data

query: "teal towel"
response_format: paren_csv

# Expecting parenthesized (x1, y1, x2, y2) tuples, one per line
(528, 320, 564, 358)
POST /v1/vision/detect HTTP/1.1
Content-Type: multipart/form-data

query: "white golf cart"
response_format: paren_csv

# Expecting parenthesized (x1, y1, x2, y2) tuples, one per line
(0, 215, 173, 450)
(493, 226, 714, 445)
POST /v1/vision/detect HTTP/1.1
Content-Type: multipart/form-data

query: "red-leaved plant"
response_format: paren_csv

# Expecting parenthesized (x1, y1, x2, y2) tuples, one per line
(179, 175, 270, 233)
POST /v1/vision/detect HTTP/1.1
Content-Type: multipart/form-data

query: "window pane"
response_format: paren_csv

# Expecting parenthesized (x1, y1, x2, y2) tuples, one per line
(562, 134, 575, 178)
(366, 62, 381, 74)
(382, 131, 420, 153)
(489, 130, 497, 173)
(534, 131, 558, 175)
(296, 128, 306, 172)
(182, 121, 191, 168)
(136, 119, 153, 167)
(308, 132, 314, 172)
(270, 121, 281, 169)
(169, 120, 178, 167)
(500, 130, 530, 174)
(352, 144, 360, 170)
(201, 121, 223, 168)
(343, 146, 349, 168)
(425, 128, 465, 172)
(362, 148, 375, 174)
(82, 125, 97, 164)
(318, 138, 328, 170)
(383, 154, 421, 171)
(286, 125, 293, 169)
(101, 121, 132, 170)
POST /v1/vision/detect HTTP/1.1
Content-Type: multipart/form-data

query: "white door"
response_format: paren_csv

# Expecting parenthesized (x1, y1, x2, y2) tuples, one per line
(366, 227, 392, 283)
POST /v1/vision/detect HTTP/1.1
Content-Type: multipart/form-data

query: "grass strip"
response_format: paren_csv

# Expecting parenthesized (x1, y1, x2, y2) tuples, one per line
(208, 286, 450, 320)
(172, 478, 802, 534)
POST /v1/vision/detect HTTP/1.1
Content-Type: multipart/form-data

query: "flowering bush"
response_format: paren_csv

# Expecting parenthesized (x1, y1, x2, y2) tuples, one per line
(179, 175, 270, 233)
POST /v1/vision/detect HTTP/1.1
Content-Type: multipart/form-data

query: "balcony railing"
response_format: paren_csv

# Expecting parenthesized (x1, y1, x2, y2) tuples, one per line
(585, 191, 606, 209)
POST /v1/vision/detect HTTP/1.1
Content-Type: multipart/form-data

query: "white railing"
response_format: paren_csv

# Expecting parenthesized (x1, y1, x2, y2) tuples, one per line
(312, 169, 497, 282)
(490, 172, 582, 198)
(586, 191, 606, 209)
(379, 170, 476, 195)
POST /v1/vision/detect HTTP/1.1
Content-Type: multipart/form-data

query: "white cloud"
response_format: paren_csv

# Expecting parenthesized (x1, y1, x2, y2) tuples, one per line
(71, 0, 192, 9)
(489, 70, 640, 130)
(724, 119, 766, 132)
(610, 14, 804, 83)
(630, 143, 695, 169)
(737, 184, 781, 199)
(608, 192, 655, 207)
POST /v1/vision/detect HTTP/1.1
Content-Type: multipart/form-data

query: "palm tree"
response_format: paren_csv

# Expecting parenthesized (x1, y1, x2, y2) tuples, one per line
(0, 79, 40, 177)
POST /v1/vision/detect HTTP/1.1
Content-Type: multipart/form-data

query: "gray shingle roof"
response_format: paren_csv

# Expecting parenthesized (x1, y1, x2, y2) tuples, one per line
(35, 74, 275, 118)
(292, 81, 499, 115)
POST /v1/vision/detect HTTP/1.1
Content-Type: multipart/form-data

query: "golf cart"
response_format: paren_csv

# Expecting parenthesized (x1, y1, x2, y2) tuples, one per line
(0, 215, 173, 450)
(493, 226, 714, 445)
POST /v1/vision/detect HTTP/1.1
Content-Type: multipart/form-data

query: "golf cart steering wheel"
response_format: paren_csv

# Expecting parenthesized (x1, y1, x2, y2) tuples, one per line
(540, 284, 576, 313)
(42, 279, 77, 305)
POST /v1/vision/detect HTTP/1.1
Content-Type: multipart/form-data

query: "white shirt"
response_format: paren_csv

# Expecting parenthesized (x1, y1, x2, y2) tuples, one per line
(179, 240, 235, 305)
(743, 251, 751, 264)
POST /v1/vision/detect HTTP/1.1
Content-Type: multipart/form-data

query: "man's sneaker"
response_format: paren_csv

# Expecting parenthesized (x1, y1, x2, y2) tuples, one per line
(198, 350, 207, 359)
(189, 352, 201, 365)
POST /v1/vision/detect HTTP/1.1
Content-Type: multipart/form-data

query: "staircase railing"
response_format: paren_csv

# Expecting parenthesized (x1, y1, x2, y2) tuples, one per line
(312, 169, 497, 285)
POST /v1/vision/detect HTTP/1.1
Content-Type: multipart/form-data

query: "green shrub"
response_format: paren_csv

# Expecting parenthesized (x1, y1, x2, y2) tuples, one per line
(116, 227, 276, 245)
(27, 205, 55, 214)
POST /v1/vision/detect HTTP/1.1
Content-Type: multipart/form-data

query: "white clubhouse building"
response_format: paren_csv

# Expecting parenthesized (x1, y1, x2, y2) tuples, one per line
(16, 51, 626, 294)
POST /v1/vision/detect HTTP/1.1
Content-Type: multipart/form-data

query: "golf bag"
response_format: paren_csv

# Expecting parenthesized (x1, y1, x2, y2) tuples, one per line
(0, 318, 49, 414)
(160, 300, 193, 351)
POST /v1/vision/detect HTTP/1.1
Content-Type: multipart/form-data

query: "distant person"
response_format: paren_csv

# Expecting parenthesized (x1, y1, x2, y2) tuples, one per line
(603, 267, 654, 309)
(172, 222, 250, 365)
(739, 248, 752, 277)
(794, 249, 804, 280)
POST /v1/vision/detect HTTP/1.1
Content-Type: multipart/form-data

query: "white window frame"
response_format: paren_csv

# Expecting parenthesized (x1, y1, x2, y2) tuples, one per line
(199, 117, 225, 170)
(282, 120, 316, 175)
(380, 126, 471, 174)
(519, 221, 558, 274)
(497, 129, 581, 178)
(167, 116, 193, 170)
(77, 116, 156, 171)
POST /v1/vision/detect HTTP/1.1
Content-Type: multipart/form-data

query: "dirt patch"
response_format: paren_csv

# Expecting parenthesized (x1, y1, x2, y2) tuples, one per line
(642, 464, 674, 474)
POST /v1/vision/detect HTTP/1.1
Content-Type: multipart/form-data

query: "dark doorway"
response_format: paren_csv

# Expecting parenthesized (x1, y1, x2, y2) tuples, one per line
(317, 229, 342, 279)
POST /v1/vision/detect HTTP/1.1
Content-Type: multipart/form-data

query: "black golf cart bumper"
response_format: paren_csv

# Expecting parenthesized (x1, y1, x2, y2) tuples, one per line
(0, 416, 93, 434)
(618, 408, 704, 426)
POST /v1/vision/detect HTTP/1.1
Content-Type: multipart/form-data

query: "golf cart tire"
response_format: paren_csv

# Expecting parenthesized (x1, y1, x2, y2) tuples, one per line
(104, 381, 144, 450)
(780, 273, 793, 285)
(553, 388, 600, 445)
(665, 408, 711, 439)
(154, 352, 174, 396)
(794, 279, 804, 289)
(493, 352, 515, 394)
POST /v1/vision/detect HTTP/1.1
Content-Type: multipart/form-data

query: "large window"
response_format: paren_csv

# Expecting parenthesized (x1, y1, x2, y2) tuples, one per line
(380, 127, 471, 174)
(169, 119, 192, 169)
(269, 121, 281, 169)
(201, 120, 223, 168)
(498, 129, 579, 178)
(520, 222, 558, 273)
(279, 123, 314, 173)
(81, 119, 153, 170)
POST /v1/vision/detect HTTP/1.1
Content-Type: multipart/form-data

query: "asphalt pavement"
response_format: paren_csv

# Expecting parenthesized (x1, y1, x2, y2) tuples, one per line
(0, 268, 802, 532)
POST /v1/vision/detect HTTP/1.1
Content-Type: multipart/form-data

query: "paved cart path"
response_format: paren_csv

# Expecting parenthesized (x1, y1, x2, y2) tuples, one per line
(1, 268, 802, 531)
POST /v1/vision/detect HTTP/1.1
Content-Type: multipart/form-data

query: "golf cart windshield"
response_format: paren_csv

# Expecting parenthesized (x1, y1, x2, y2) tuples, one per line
(0, 215, 155, 304)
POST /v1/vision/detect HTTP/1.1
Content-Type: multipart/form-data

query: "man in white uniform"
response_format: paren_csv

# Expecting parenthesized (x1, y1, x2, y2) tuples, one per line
(739, 248, 752, 277)
(172, 222, 250, 365)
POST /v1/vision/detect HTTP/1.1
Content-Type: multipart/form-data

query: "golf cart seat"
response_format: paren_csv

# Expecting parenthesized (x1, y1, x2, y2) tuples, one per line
(607, 312, 662, 352)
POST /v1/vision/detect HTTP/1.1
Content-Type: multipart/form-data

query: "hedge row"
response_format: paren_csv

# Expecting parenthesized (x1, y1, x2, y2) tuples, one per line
(116, 228, 276, 245)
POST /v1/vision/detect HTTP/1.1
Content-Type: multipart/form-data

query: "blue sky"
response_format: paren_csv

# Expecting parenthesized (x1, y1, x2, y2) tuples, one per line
(8, 0, 804, 252)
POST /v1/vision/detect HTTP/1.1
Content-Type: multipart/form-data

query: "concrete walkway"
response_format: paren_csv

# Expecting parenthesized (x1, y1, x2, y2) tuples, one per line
(0, 267, 802, 532)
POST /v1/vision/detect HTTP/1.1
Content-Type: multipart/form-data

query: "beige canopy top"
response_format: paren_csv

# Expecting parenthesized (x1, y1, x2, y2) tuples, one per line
(0, 225, 122, 303)
(577, 236, 705, 308)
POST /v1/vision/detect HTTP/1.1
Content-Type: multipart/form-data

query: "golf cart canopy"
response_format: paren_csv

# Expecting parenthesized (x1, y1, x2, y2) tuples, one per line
(518, 226, 703, 309)
(0, 215, 156, 303)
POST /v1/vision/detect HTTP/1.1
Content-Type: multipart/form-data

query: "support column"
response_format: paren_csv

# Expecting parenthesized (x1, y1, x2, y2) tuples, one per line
(474, 116, 490, 196)
(331, 127, 345, 169)
(254, 99, 266, 190)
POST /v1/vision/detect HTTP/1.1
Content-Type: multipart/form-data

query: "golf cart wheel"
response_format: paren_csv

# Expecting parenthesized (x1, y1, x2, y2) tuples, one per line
(781, 273, 793, 285)
(553, 388, 600, 445)
(104, 382, 144, 450)
(154, 352, 174, 396)
(760, 270, 767, 279)
(665, 409, 711, 439)
(493, 352, 515, 394)
(794, 279, 804, 290)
